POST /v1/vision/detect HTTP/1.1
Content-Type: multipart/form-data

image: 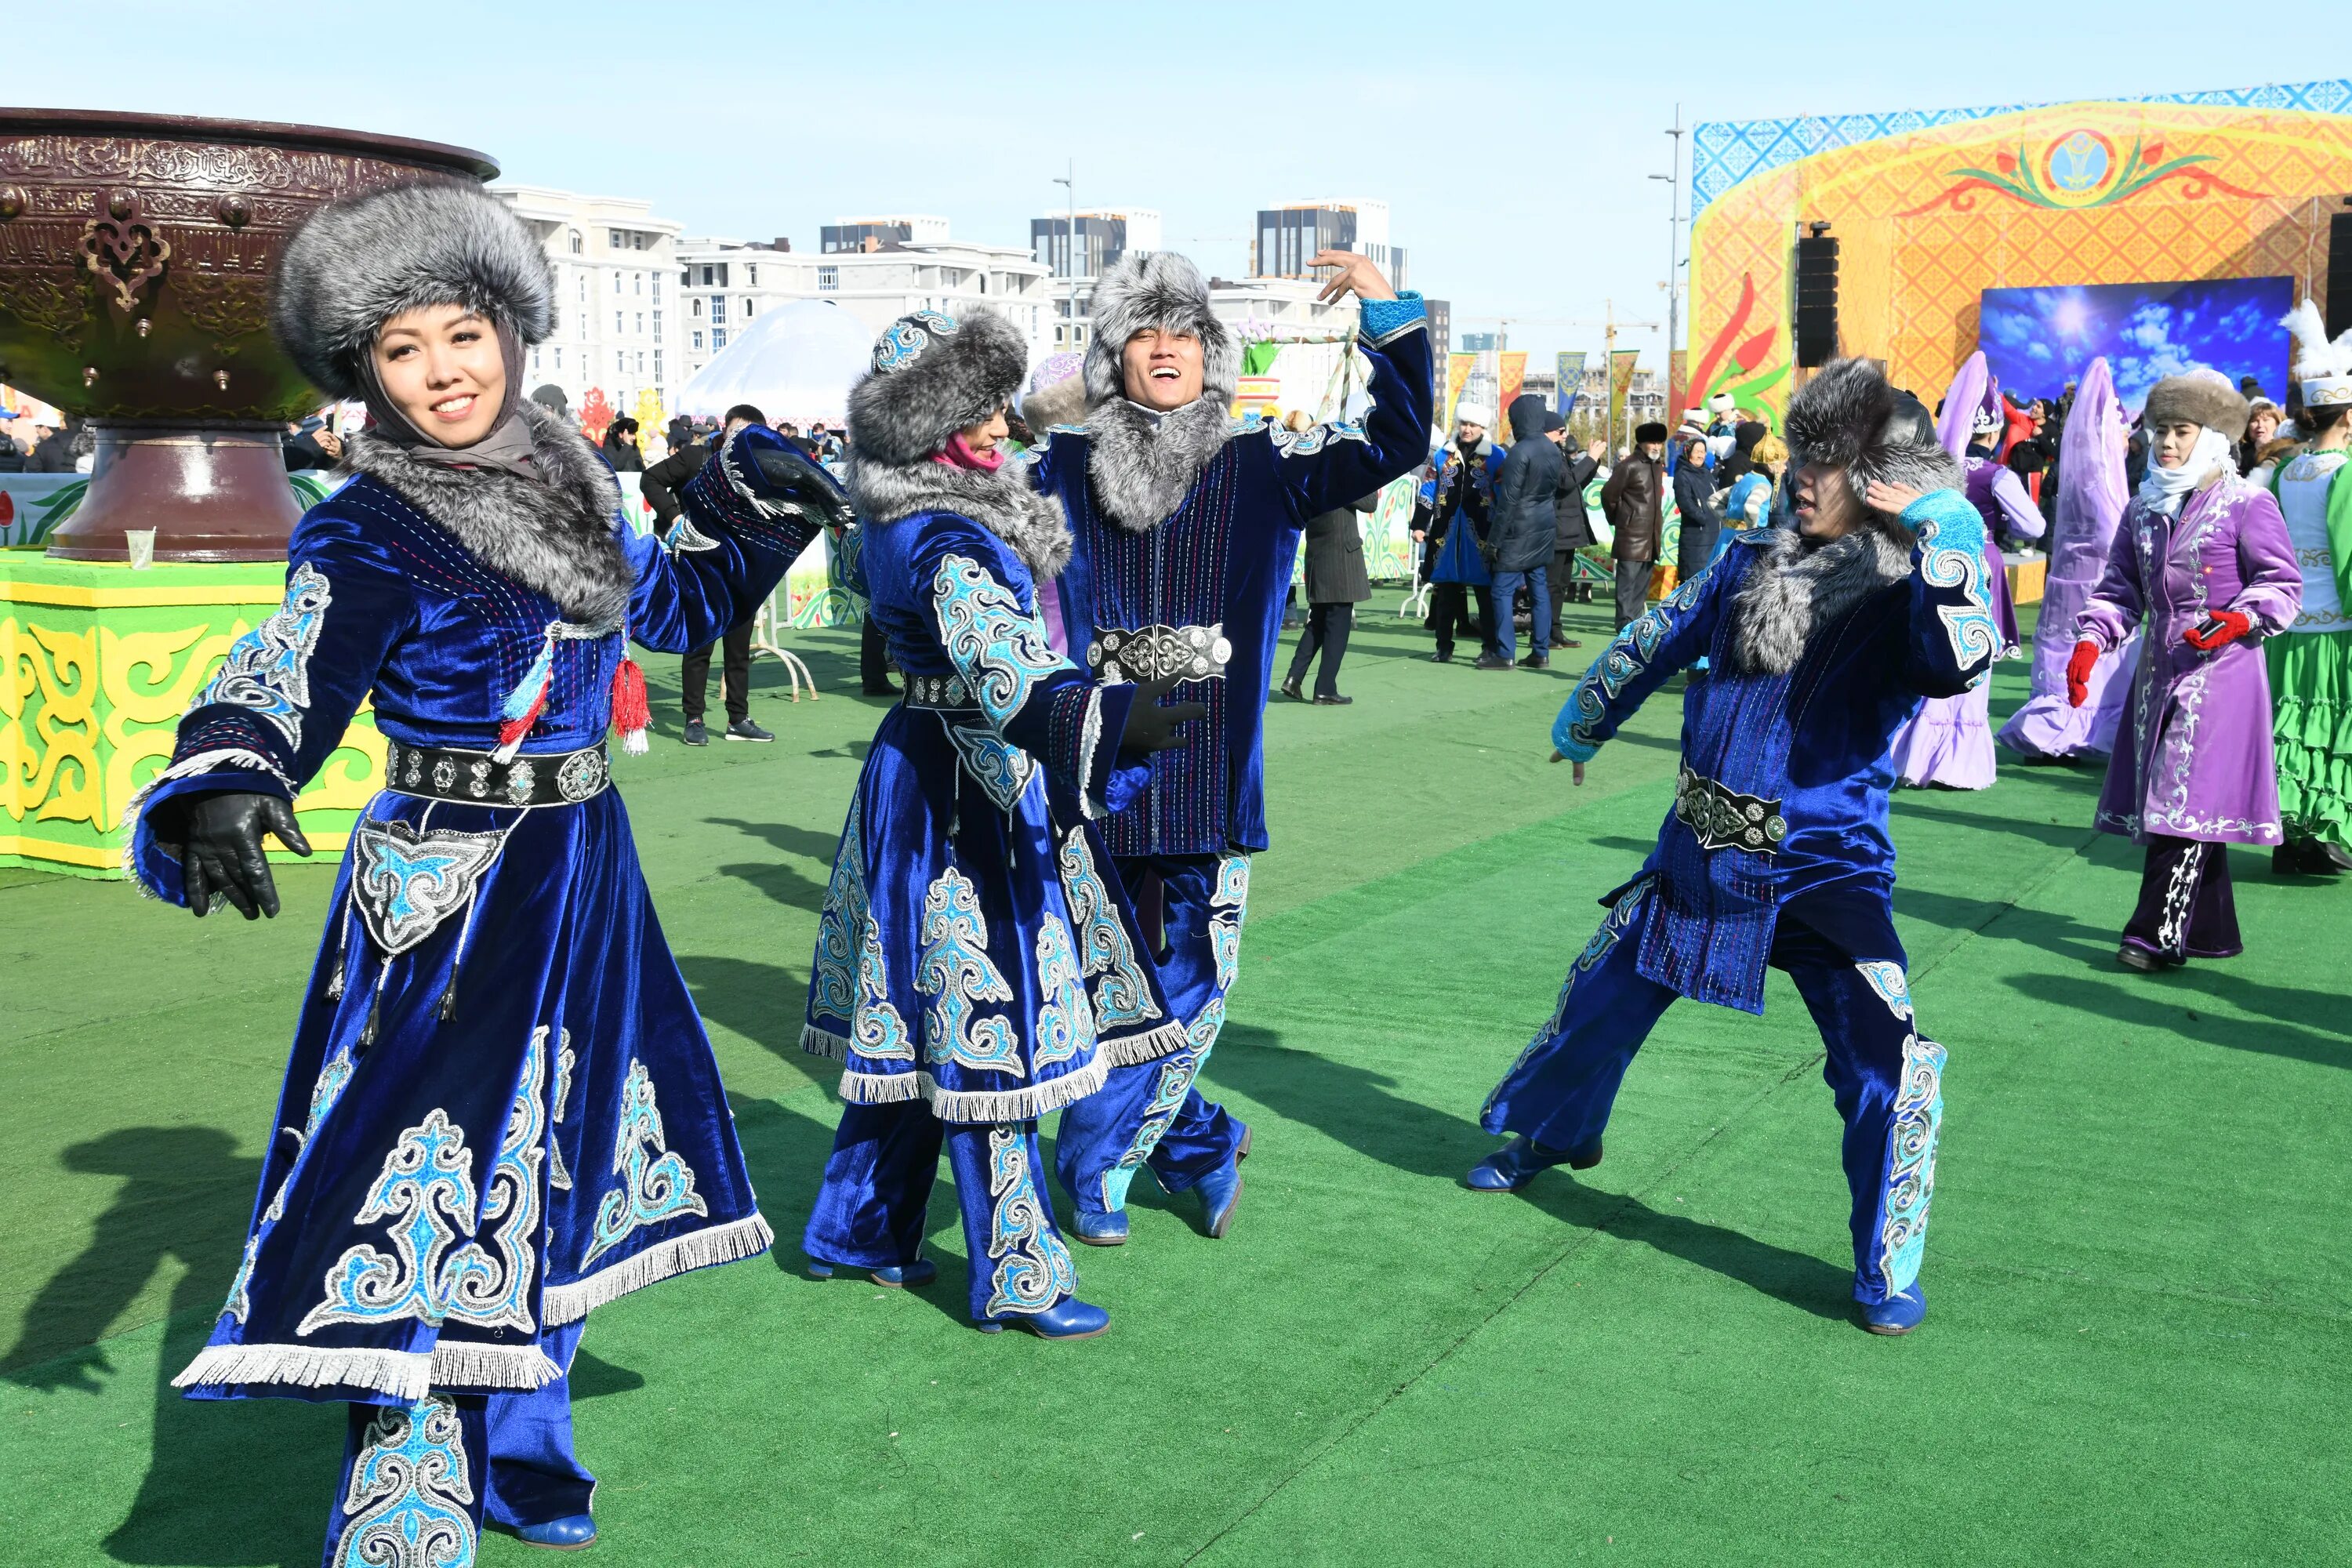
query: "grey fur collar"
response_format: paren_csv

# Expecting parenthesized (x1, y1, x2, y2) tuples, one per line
(1081, 397, 1232, 532)
(847, 452, 1073, 579)
(341, 402, 630, 627)
(1721, 527, 1911, 675)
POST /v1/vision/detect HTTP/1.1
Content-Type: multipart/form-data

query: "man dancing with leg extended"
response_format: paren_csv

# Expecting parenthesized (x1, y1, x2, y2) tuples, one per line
(1467, 359, 1997, 1334)
(1035, 250, 1432, 1244)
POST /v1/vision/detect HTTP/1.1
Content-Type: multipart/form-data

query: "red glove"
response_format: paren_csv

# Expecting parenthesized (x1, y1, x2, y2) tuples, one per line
(2065, 640, 2100, 708)
(2183, 608, 2251, 651)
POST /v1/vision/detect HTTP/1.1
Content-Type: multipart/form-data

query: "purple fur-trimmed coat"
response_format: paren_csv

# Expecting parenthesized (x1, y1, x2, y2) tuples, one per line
(2075, 470, 2301, 845)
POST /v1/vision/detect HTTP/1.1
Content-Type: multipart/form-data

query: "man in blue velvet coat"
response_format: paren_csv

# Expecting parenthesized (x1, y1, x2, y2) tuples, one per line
(1467, 358, 1999, 1335)
(1034, 250, 1433, 1244)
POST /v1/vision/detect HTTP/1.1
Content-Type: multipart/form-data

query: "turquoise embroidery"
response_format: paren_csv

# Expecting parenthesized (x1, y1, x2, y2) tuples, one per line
(351, 819, 505, 956)
(1855, 960, 1914, 1023)
(1031, 913, 1093, 1069)
(854, 922, 914, 1061)
(1912, 509, 1999, 677)
(444, 1027, 546, 1334)
(983, 1127, 1076, 1317)
(197, 561, 329, 747)
(916, 867, 1022, 1076)
(222, 1234, 259, 1325)
(945, 718, 1037, 811)
(336, 1395, 476, 1568)
(549, 1031, 575, 1192)
(265, 1040, 358, 1223)
(811, 797, 866, 1023)
(931, 554, 1064, 730)
(1102, 1041, 1203, 1213)
(298, 1110, 479, 1335)
(1879, 1033, 1946, 1294)
(1209, 855, 1250, 992)
(583, 1059, 710, 1268)
(1558, 571, 1703, 760)
(1055, 829, 1160, 1029)
(1484, 881, 1652, 1123)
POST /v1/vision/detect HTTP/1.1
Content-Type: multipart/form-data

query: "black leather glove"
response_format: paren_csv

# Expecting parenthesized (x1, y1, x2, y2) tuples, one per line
(726, 425, 854, 529)
(1116, 673, 1207, 756)
(154, 789, 312, 920)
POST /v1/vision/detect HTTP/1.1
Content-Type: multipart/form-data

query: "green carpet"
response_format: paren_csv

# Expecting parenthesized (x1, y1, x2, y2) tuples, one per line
(3, 600, 2347, 1566)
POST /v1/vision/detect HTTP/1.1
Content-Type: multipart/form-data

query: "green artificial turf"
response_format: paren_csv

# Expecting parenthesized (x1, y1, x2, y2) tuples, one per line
(2, 600, 2346, 1566)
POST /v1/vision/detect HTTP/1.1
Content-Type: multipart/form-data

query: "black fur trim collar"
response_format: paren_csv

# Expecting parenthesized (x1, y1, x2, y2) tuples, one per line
(846, 452, 1073, 579)
(1720, 527, 1911, 676)
(1081, 397, 1232, 532)
(340, 403, 630, 628)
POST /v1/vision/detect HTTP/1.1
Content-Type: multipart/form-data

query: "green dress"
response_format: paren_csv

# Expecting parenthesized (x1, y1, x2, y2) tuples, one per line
(2267, 449, 2352, 850)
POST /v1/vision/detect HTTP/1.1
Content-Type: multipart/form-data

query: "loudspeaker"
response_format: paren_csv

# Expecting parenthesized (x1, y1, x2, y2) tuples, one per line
(1794, 234, 1840, 368)
(2327, 209, 2352, 342)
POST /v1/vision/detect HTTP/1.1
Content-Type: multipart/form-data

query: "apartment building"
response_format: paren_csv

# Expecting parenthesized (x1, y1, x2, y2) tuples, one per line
(491, 184, 684, 417)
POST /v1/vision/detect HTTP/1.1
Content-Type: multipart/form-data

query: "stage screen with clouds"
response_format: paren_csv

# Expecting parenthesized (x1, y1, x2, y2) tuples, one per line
(1977, 277, 2292, 414)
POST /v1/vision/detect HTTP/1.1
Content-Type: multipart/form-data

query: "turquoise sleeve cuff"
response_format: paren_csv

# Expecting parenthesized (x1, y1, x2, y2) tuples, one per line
(1551, 699, 1599, 763)
(1900, 488, 1986, 557)
(1360, 291, 1427, 345)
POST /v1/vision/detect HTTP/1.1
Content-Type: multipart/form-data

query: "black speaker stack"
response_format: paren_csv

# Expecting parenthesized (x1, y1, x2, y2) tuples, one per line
(2327, 206, 2352, 342)
(1794, 227, 1839, 368)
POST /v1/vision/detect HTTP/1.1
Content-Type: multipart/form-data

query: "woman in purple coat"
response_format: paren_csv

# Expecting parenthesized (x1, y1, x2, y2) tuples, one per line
(2071, 370, 2301, 971)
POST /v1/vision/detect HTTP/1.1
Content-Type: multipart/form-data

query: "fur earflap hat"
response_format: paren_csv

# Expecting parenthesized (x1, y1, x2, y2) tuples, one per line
(1083, 252, 1238, 409)
(847, 308, 1029, 466)
(271, 180, 555, 400)
(2141, 368, 2250, 441)
(1784, 357, 1962, 524)
(1454, 400, 1494, 430)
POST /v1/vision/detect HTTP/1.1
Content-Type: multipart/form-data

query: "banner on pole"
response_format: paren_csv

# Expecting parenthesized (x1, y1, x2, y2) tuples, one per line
(1555, 351, 1586, 416)
(1607, 350, 1640, 452)
(1668, 349, 1689, 430)
(1443, 352, 1475, 431)
(1497, 352, 1526, 432)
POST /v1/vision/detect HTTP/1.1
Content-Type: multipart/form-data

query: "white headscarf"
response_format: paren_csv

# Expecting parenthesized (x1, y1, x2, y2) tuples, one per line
(2136, 425, 2235, 516)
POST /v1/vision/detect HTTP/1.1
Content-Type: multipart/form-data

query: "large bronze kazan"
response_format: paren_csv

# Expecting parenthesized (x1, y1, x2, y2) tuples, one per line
(0, 109, 496, 561)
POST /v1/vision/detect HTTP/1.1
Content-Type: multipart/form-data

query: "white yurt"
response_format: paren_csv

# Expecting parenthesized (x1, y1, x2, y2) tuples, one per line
(674, 298, 873, 426)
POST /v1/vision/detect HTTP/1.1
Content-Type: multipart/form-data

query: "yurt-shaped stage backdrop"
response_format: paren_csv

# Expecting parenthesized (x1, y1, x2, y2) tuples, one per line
(1685, 78, 2352, 427)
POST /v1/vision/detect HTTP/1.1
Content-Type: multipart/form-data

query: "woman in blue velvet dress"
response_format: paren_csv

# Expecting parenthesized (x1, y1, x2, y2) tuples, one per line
(799, 307, 1194, 1338)
(125, 181, 844, 1564)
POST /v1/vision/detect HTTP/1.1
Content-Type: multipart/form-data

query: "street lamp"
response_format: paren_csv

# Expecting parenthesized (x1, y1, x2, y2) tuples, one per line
(1052, 164, 1076, 349)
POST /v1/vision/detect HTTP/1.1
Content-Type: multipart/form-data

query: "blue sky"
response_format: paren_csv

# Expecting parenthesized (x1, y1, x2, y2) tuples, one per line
(1980, 278, 2292, 412)
(10, 2, 2308, 367)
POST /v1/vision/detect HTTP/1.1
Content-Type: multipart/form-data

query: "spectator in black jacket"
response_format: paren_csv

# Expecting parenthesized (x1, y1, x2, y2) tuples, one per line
(1279, 493, 1377, 704)
(601, 416, 644, 471)
(640, 403, 770, 746)
(1670, 435, 1723, 588)
(1547, 416, 1599, 629)
(1481, 394, 1562, 669)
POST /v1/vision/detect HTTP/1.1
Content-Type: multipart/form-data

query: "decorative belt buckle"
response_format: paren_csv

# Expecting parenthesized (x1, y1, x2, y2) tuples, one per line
(555, 748, 608, 803)
(1087, 622, 1232, 684)
(1675, 768, 1788, 855)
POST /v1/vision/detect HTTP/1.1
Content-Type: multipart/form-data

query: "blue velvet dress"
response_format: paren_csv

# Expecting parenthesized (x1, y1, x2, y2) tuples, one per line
(798, 495, 1181, 1320)
(1033, 294, 1436, 1220)
(123, 422, 818, 1553)
(1483, 492, 1998, 1304)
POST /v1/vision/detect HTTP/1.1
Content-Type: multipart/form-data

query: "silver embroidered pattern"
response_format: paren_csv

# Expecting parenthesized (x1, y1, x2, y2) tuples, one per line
(350, 819, 507, 956)
(194, 562, 330, 747)
(916, 867, 1022, 1076)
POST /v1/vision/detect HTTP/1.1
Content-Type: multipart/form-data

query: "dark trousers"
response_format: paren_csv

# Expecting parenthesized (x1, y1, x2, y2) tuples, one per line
(1613, 557, 1653, 630)
(1286, 602, 1355, 698)
(1552, 546, 1592, 606)
(1429, 582, 1495, 658)
(681, 620, 753, 724)
(2123, 836, 2241, 961)
(859, 612, 893, 690)
(1479, 892, 1941, 1305)
(1490, 566, 1551, 662)
(322, 1322, 593, 1564)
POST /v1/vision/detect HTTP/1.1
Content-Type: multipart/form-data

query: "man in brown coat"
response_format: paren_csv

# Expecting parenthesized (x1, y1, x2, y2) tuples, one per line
(1600, 420, 1668, 629)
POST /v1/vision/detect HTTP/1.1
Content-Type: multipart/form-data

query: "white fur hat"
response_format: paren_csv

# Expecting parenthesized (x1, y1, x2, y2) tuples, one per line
(1454, 400, 1494, 429)
(2283, 299, 2352, 411)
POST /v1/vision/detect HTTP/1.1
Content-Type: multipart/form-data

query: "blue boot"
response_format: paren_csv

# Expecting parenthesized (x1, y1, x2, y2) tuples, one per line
(975, 1297, 1110, 1339)
(1195, 1158, 1243, 1239)
(1463, 1135, 1602, 1192)
(1860, 1282, 1926, 1336)
(807, 1256, 938, 1288)
(1069, 1209, 1129, 1247)
(511, 1514, 597, 1550)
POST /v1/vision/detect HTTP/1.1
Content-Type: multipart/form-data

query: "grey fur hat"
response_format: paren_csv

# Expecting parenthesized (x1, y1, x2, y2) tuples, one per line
(1083, 252, 1238, 408)
(2143, 369, 2251, 441)
(846, 307, 1029, 466)
(1784, 358, 1962, 528)
(272, 180, 556, 400)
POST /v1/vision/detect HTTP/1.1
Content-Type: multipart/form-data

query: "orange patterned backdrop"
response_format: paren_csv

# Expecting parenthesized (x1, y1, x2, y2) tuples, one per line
(1687, 97, 2352, 425)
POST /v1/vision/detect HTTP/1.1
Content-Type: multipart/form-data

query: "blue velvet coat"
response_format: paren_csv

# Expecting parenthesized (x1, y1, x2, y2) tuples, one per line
(1033, 295, 1436, 858)
(126, 419, 817, 1406)
(1552, 492, 1998, 1013)
(800, 493, 1191, 1115)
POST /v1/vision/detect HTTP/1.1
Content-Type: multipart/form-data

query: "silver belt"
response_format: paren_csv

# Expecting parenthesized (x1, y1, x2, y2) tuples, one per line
(384, 739, 612, 808)
(902, 672, 982, 711)
(1086, 622, 1232, 683)
(1674, 767, 1786, 855)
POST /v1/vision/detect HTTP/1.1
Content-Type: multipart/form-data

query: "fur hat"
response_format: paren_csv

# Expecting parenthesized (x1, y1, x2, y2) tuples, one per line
(272, 180, 554, 400)
(2142, 368, 2250, 441)
(1020, 350, 1088, 434)
(2281, 299, 2352, 412)
(1784, 358, 1963, 529)
(1454, 400, 1494, 429)
(846, 308, 1028, 466)
(1634, 420, 1669, 444)
(1707, 391, 1738, 420)
(1082, 252, 1238, 408)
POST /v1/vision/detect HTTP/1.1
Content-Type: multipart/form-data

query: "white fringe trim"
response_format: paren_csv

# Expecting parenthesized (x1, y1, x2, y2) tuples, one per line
(542, 1212, 775, 1326)
(1097, 1018, 1192, 1067)
(170, 1338, 561, 1400)
(116, 747, 296, 891)
(801, 1022, 852, 1062)
(838, 1052, 1113, 1122)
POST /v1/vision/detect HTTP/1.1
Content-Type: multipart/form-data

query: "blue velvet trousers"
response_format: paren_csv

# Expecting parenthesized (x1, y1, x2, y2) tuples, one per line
(1056, 852, 1250, 1218)
(321, 1321, 591, 1567)
(1479, 899, 1945, 1305)
(804, 1105, 1078, 1322)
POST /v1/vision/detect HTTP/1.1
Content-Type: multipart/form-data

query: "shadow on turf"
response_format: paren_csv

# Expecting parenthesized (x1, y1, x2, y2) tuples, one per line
(1515, 1179, 1853, 1322)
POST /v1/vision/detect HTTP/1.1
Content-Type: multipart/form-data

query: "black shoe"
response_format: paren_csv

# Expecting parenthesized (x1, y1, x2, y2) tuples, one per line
(2115, 943, 2165, 973)
(1279, 676, 1306, 702)
(1472, 655, 1513, 671)
(1429, 651, 1454, 663)
(681, 719, 709, 747)
(725, 718, 774, 742)
(1518, 654, 1550, 670)
(2322, 841, 2352, 874)
(1312, 693, 1353, 706)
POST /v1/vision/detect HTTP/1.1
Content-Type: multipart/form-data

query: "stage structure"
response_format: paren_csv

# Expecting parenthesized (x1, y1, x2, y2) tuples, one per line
(1686, 78, 2352, 429)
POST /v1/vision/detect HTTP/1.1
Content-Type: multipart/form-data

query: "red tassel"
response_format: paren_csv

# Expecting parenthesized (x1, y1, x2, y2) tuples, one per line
(610, 656, 650, 755)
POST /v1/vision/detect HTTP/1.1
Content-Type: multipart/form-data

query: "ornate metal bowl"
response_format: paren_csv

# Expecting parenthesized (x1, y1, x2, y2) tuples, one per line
(0, 108, 495, 560)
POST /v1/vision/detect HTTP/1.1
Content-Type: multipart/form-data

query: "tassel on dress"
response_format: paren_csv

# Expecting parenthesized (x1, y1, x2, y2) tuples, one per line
(609, 655, 651, 755)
